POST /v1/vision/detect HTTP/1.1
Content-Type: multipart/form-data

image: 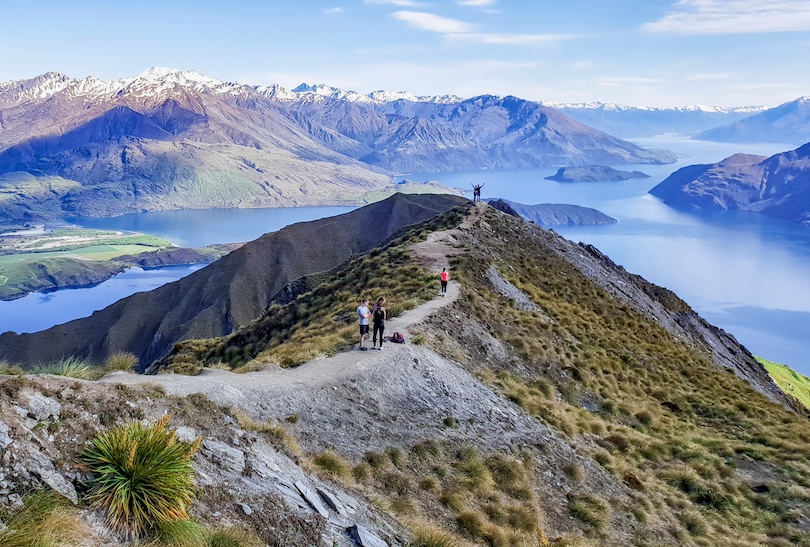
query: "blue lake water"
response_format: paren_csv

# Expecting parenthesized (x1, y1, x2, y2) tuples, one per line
(0, 265, 205, 334)
(2, 136, 809, 376)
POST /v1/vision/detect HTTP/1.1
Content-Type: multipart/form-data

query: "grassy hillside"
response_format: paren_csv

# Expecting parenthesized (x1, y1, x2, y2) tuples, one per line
(163, 204, 810, 545)
(760, 356, 810, 411)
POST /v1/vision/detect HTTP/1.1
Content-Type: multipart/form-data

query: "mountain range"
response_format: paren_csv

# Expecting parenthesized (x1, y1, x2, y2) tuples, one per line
(0, 68, 676, 223)
(547, 101, 764, 138)
(649, 143, 810, 223)
(693, 96, 810, 145)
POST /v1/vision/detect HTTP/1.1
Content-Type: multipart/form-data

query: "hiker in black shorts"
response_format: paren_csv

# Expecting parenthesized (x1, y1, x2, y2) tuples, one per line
(372, 297, 387, 350)
(357, 298, 371, 350)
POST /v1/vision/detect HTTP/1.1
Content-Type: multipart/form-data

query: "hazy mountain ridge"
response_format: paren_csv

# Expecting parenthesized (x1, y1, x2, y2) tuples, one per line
(548, 101, 765, 138)
(694, 96, 810, 145)
(649, 143, 810, 223)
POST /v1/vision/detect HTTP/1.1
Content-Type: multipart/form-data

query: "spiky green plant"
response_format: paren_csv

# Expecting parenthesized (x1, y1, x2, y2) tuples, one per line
(32, 356, 101, 379)
(79, 415, 202, 537)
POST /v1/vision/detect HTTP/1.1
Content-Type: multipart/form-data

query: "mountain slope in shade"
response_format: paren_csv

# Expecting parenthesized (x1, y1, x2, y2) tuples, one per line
(0, 193, 466, 367)
(649, 143, 810, 223)
(694, 96, 810, 145)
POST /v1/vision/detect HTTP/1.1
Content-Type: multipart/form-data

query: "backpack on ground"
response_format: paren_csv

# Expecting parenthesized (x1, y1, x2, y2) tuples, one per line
(391, 332, 405, 344)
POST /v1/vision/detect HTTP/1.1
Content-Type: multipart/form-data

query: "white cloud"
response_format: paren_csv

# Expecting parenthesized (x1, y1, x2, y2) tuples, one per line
(449, 33, 574, 45)
(643, 0, 810, 33)
(597, 76, 663, 87)
(324, 7, 344, 14)
(392, 11, 475, 33)
(390, 10, 572, 44)
(457, 0, 496, 6)
(364, 0, 422, 6)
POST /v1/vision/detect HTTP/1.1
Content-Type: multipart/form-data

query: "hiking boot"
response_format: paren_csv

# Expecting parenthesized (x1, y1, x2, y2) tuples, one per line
(360, 346, 368, 351)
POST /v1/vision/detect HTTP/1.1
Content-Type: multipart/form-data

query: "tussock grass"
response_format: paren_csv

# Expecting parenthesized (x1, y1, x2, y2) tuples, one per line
(32, 356, 101, 379)
(231, 359, 265, 374)
(104, 351, 138, 372)
(409, 521, 466, 547)
(231, 408, 301, 456)
(0, 490, 93, 546)
(312, 450, 352, 480)
(207, 526, 264, 547)
(79, 415, 201, 537)
(154, 519, 207, 546)
(568, 493, 609, 530)
(0, 359, 22, 375)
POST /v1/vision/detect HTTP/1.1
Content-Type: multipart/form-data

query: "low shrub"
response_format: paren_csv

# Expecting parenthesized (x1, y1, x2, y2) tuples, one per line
(79, 415, 201, 537)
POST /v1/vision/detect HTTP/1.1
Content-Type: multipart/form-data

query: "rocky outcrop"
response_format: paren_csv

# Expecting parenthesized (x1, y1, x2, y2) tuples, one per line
(649, 143, 810, 224)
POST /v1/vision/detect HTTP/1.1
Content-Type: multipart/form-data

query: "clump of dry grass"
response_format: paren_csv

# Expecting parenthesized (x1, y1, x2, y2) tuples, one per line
(0, 491, 94, 547)
(231, 408, 301, 456)
(312, 450, 352, 480)
(104, 351, 138, 372)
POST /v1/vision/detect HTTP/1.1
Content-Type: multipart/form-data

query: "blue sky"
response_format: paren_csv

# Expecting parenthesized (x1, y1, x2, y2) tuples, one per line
(2, 0, 809, 107)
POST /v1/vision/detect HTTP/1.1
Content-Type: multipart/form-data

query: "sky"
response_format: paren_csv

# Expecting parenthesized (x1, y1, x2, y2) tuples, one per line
(2, 0, 810, 108)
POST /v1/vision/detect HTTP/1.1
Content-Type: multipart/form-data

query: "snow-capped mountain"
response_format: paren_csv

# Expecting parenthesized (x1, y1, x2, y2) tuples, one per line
(0, 67, 677, 223)
(693, 96, 810, 145)
(543, 101, 767, 138)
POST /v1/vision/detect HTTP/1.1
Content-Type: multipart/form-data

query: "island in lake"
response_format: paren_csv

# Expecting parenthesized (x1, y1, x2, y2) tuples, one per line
(545, 165, 650, 182)
(488, 199, 617, 226)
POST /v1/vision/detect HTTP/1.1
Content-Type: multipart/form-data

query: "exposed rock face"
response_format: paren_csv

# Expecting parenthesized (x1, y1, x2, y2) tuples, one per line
(649, 143, 810, 223)
(0, 194, 467, 368)
(488, 198, 617, 226)
(694, 96, 810, 145)
(545, 165, 650, 182)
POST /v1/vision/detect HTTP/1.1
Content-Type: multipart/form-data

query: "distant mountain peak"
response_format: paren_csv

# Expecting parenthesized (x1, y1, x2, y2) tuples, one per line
(287, 82, 463, 105)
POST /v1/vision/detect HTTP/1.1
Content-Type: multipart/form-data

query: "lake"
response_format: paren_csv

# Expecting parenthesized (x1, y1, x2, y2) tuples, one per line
(2, 137, 809, 376)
